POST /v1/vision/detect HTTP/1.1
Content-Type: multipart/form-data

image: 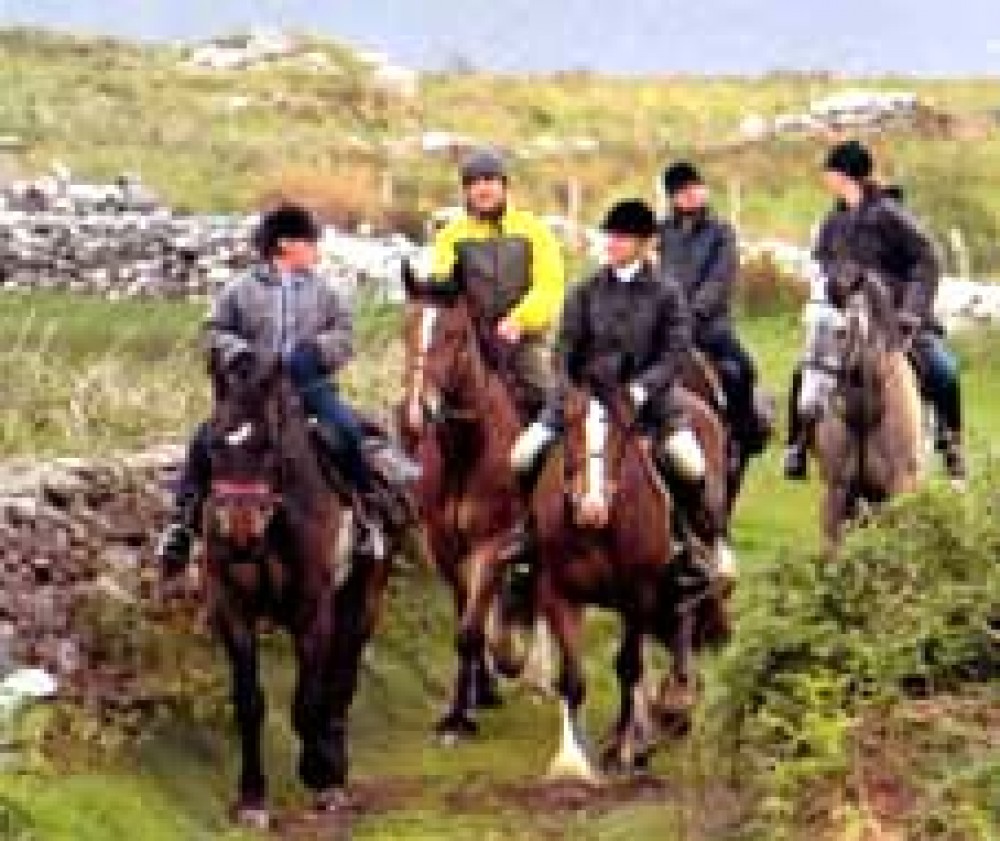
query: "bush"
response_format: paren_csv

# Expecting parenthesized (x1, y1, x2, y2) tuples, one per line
(737, 252, 808, 319)
(707, 478, 1000, 836)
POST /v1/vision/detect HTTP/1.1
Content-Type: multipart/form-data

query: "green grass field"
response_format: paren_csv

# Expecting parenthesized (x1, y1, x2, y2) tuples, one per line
(1, 292, 998, 839)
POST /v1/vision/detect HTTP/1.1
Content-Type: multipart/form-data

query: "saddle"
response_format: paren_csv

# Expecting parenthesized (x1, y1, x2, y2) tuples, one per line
(308, 416, 414, 531)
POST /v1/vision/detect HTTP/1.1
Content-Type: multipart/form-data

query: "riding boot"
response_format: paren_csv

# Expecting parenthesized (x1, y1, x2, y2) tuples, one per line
(156, 424, 211, 578)
(500, 420, 557, 618)
(667, 473, 736, 587)
(941, 429, 968, 483)
(156, 489, 204, 579)
(784, 365, 809, 480)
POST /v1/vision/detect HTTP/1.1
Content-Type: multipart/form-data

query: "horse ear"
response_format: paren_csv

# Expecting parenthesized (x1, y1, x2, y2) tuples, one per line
(401, 258, 423, 300)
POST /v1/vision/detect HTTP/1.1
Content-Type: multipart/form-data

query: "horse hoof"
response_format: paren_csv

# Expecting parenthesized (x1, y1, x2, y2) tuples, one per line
(475, 684, 504, 710)
(313, 787, 350, 815)
(231, 802, 271, 831)
(434, 713, 478, 745)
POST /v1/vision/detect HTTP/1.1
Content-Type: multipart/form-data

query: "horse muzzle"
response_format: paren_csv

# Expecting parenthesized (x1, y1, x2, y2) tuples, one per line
(209, 479, 280, 549)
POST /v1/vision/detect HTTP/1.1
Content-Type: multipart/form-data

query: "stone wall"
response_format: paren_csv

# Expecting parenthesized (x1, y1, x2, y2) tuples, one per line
(0, 447, 181, 685)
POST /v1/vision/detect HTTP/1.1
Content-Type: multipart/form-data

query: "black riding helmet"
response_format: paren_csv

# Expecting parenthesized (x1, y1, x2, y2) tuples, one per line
(662, 161, 703, 197)
(252, 203, 322, 258)
(601, 199, 657, 238)
(824, 140, 873, 181)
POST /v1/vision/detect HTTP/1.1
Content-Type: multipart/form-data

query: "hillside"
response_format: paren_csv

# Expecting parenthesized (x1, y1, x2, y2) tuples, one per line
(1, 29, 999, 272)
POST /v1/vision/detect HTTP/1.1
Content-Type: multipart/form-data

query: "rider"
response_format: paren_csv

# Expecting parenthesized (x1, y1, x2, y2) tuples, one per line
(428, 147, 566, 421)
(156, 203, 419, 577)
(512, 199, 735, 582)
(783, 140, 966, 482)
(659, 161, 767, 458)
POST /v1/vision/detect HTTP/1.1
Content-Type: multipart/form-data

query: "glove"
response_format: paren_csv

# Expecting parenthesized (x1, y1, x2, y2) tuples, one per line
(628, 382, 648, 409)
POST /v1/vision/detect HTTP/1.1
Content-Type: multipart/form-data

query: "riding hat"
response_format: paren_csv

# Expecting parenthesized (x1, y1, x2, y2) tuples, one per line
(252, 203, 321, 257)
(460, 147, 508, 185)
(824, 140, 873, 180)
(600, 199, 657, 237)
(662, 161, 703, 196)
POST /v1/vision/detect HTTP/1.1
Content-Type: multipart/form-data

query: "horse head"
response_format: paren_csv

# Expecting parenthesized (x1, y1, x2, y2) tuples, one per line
(206, 352, 292, 552)
(562, 384, 637, 530)
(402, 260, 489, 433)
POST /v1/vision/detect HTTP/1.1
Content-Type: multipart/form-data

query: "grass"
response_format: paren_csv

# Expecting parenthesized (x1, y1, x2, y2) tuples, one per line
(1, 292, 998, 838)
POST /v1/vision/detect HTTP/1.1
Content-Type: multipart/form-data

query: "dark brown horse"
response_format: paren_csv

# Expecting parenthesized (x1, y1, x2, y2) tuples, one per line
(532, 384, 730, 780)
(400, 271, 530, 741)
(202, 357, 393, 827)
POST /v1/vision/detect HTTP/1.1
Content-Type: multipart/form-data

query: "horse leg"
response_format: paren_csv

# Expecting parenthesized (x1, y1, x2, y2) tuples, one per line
(544, 592, 598, 783)
(292, 592, 342, 803)
(218, 612, 270, 830)
(655, 601, 699, 739)
(822, 481, 852, 554)
(437, 540, 502, 740)
(307, 563, 389, 815)
(601, 622, 646, 772)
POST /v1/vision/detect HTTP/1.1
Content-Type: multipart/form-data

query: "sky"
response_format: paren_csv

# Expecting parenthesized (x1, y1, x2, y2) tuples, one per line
(0, 0, 998, 74)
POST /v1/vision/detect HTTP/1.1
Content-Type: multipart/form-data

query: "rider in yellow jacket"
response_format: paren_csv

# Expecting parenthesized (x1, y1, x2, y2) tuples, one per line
(429, 148, 565, 419)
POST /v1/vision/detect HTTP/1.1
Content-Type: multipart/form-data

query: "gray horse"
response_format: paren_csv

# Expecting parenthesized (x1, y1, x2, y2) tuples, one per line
(801, 267, 924, 550)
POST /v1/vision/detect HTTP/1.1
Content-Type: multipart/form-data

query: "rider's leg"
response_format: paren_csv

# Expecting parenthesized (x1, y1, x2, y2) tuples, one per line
(700, 330, 763, 453)
(156, 421, 212, 575)
(511, 337, 555, 421)
(783, 363, 809, 480)
(914, 332, 965, 479)
(659, 424, 735, 582)
(505, 402, 561, 563)
(504, 338, 558, 563)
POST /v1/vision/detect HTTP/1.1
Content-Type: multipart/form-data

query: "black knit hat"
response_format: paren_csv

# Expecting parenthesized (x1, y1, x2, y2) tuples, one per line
(601, 199, 657, 237)
(824, 140, 873, 180)
(253, 204, 321, 257)
(461, 147, 507, 184)
(662, 161, 702, 196)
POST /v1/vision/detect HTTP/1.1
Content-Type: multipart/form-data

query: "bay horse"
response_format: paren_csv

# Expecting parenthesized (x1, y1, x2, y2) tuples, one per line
(803, 268, 924, 550)
(532, 383, 731, 781)
(202, 356, 393, 827)
(400, 268, 530, 741)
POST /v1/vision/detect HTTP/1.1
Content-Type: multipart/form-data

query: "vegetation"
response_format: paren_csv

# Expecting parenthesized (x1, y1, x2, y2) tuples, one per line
(1, 25, 999, 841)
(0, 29, 999, 271)
(0, 289, 998, 838)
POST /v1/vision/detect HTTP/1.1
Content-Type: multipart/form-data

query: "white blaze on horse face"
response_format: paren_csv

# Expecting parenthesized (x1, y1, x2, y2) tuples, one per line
(408, 305, 438, 429)
(226, 422, 253, 447)
(582, 398, 608, 510)
(848, 293, 870, 344)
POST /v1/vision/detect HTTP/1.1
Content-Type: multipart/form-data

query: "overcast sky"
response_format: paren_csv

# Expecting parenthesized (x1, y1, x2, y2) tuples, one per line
(2, 0, 999, 74)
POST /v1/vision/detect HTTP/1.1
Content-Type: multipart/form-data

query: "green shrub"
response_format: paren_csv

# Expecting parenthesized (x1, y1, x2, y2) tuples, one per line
(708, 478, 1000, 836)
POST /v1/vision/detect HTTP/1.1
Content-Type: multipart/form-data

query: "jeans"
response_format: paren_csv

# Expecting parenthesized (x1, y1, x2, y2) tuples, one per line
(912, 331, 962, 435)
(285, 344, 372, 492)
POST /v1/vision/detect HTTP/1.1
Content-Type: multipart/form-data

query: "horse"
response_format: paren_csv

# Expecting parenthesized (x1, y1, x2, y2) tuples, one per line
(201, 356, 394, 828)
(531, 382, 731, 781)
(400, 269, 532, 741)
(802, 268, 924, 550)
